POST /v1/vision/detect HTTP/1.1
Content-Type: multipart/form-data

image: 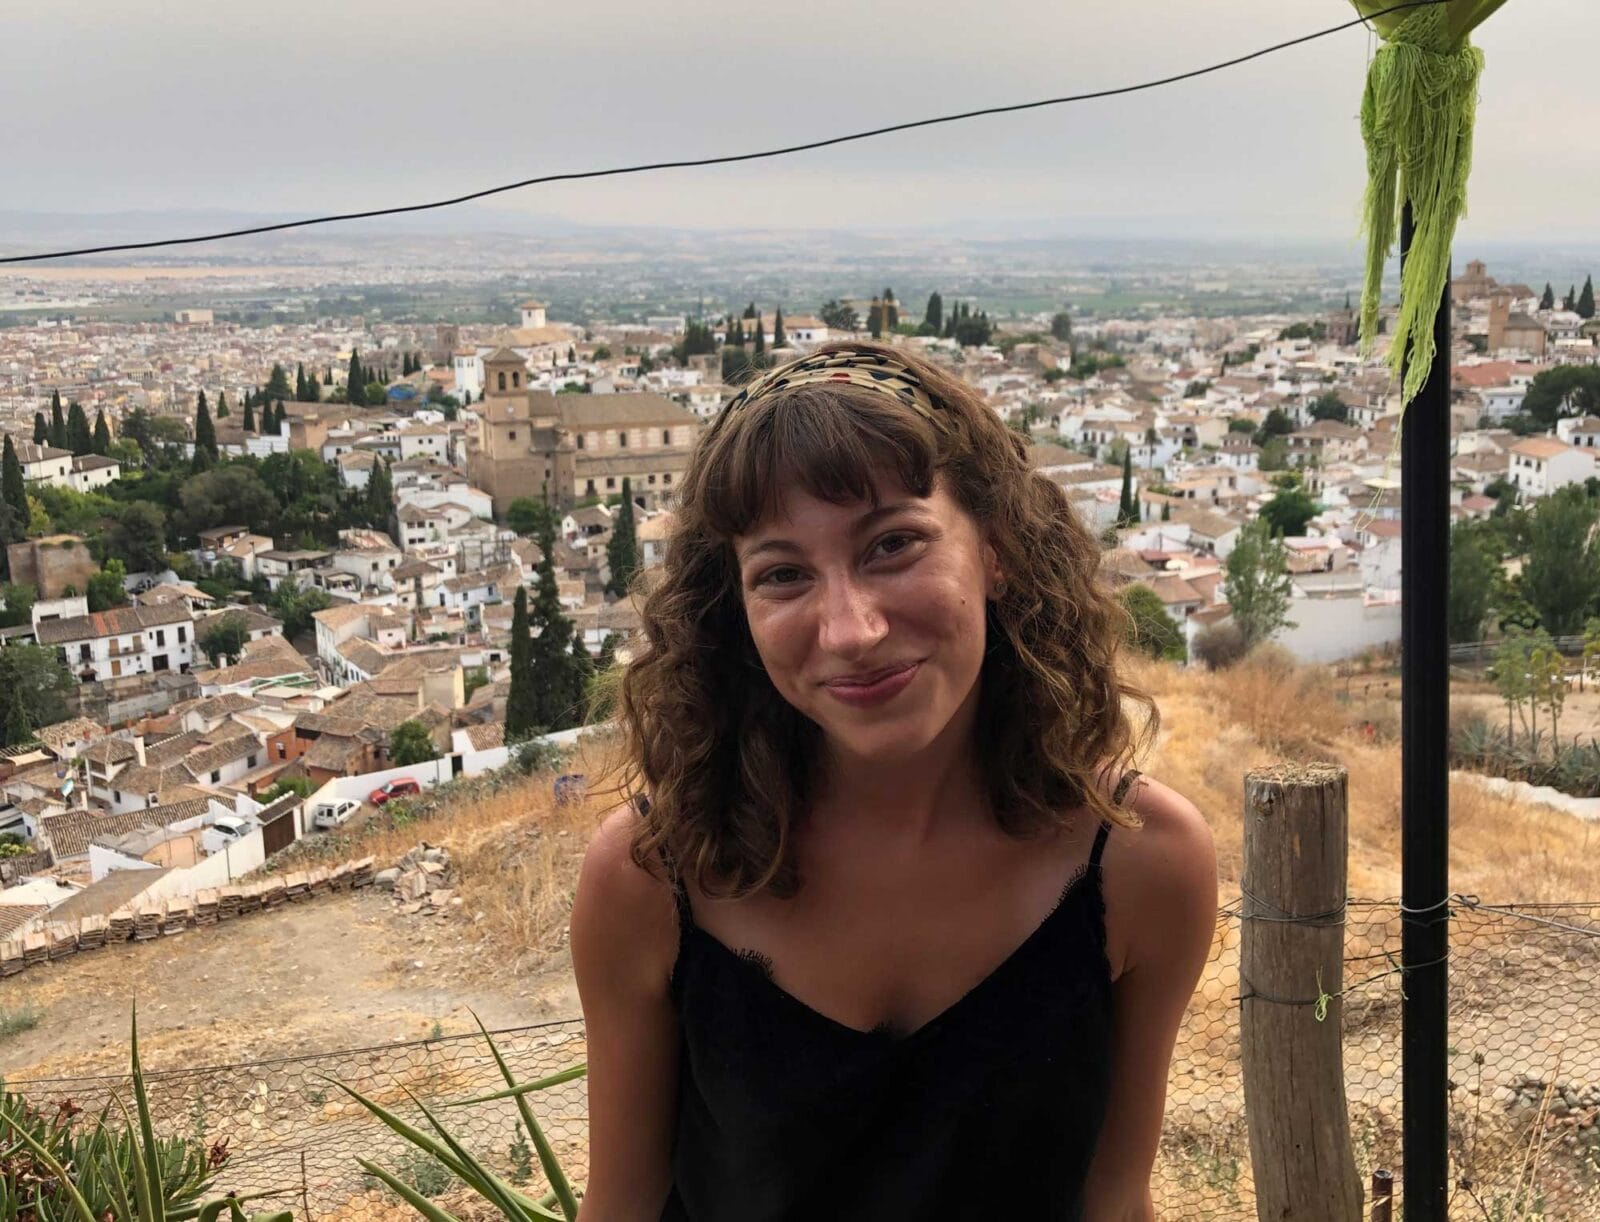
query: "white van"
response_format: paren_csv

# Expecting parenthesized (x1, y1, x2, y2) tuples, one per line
(312, 799, 360, 831)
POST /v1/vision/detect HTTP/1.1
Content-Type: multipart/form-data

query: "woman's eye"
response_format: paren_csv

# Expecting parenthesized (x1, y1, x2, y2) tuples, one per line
(757, 566, 802, 587)
(875, 533, 916, 558)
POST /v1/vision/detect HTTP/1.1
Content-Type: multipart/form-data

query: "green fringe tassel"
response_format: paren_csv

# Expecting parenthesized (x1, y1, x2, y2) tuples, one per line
(1358, 4, 1483, 407)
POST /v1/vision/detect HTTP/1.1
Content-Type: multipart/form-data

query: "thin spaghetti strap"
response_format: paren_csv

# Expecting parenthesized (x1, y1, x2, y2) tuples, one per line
(637, 794, 695, 934)
(1092, 768, 1141, 870)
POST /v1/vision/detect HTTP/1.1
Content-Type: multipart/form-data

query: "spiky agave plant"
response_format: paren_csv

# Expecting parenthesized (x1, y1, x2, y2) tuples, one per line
(0, 1009, 292, 1222)
(334, 1014, 585, 1220)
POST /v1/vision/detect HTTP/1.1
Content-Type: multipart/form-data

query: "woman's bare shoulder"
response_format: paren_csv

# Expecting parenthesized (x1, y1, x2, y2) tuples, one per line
(572, 803, 680, 990)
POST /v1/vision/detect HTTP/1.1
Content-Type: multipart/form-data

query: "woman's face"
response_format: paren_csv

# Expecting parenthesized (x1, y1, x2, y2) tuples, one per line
(733, 469, 1001, 765)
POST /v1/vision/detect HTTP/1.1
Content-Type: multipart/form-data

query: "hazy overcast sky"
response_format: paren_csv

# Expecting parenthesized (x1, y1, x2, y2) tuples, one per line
(6, 1, 1594, 243)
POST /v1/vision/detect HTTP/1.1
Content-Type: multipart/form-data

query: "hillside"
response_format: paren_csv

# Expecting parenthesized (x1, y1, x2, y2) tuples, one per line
(7, 649, 1593, 1082)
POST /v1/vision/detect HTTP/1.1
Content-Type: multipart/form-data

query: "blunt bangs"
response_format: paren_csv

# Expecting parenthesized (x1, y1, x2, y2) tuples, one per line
(697, 384, 942, 540)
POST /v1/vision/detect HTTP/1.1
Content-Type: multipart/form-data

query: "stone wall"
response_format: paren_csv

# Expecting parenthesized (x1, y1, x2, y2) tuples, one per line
(8, 538, 98, 599)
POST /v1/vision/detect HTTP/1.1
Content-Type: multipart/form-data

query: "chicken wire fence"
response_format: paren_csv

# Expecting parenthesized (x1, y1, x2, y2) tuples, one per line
(8, 898, 1600, 1219)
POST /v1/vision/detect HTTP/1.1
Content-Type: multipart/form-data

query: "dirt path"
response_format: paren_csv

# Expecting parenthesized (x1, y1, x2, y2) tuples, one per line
(0, 889, 579, 1081)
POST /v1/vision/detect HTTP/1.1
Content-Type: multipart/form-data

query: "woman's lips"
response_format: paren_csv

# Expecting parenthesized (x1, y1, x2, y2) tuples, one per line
(822, 661, 921, 708)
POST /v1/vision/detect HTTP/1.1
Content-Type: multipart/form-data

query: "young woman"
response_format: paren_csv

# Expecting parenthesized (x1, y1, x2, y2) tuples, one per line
(572, 342, 1217, 1220)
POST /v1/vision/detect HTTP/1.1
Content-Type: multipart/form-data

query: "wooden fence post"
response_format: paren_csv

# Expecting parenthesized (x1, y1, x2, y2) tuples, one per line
(1241, 762, 1363, 1221)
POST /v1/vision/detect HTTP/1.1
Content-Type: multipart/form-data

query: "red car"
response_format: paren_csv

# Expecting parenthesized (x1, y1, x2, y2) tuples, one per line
(370, 777, 421, 805)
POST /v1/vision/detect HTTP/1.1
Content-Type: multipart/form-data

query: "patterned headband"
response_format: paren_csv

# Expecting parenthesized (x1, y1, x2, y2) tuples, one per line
(718, 348, 943, 428)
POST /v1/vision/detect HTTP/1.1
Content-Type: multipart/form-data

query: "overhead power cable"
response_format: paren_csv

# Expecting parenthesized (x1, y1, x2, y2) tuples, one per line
(1, 0, 1447, 265)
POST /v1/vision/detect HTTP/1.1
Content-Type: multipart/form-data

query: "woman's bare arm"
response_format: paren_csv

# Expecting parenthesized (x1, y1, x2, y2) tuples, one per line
(570, 805, 682, 1221)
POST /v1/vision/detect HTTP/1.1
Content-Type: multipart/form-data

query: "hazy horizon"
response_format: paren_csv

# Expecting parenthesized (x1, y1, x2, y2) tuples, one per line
(4, 0, 1596, 256)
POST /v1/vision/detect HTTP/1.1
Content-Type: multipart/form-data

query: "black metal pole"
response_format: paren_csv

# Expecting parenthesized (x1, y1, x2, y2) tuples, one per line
(1399, 202, 1451, 1220)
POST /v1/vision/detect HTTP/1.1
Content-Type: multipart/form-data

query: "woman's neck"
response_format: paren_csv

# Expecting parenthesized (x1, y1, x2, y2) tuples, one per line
(810, 688, 988, 847)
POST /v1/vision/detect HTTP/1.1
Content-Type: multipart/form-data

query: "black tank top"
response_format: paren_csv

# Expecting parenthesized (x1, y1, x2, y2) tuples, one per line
(657, 770, 1139, 1221)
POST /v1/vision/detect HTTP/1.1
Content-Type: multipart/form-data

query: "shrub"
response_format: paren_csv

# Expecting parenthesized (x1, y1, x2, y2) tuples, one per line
(1192, 622, 1248, 670)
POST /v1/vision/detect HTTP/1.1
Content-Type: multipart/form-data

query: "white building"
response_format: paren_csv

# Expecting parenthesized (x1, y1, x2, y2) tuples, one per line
(34, 603, 195, 683)
(1507, 437, 1594, 498)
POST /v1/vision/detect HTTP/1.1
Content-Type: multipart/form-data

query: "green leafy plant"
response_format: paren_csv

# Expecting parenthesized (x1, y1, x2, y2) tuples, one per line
(0, 1010, 293, 1221)
(334, 1015, 584, 1219)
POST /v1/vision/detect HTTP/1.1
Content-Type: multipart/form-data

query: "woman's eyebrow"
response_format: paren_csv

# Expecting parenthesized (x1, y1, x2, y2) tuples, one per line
(736, 502, 925, 565)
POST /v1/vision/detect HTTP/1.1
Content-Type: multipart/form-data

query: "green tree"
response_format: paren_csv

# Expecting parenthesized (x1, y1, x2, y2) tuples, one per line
(86, 558, 128, 613)
(91, 409, 111, 455)
(752, 316, 766, 364)
(0, 582, 36, 630)
(271, 582, 331, 640)
(1540, 283, 1556, 311)
(923, 293, 945, 335)
(1, 684, 30, 748)
(1252, 407, 1295, 447)
(107, 501, 169, 573)
(954, 310, 993, 348)
(505, 585, 540, 743)
(1448, 521, 1500, 643)
(198, 613, 249, 667)
(347, 351, 366, 406)
(1223, 518, 1296, 647)
(1564, 286, 1578, 312)
(819, 300, 858, 332)
(1523, 365, 1600, 424)
(507, 495, 554, 539)
(1, 435, 28, 528)
(1259, 485, 1320, 537)
(1578, 274, 1596, 320)
(242, 398, 256, 432)
(1120, 583, 1184, 661)
(192, 392, 218, 473)
(1307, 391, 1348, 423)
(529, 517, 586, 731)
(1522, 485, 1600, 635)
(66, 401, 92, 455)
(772, 307, 786, 349)
(389, 719, 439, 766)
(177, 465, 277, 541)
(49, 392, 66, 450)
(32, 411, 47, 445)
(265, 362, 293, 401)
(1050, 311, 1072, 342)
(1116, 450, 1139, 528)
(214, 390, 229, 419)
(365, 458, 394, 529)
(0, 644, 72, 738)
(606, 478, 640, 598)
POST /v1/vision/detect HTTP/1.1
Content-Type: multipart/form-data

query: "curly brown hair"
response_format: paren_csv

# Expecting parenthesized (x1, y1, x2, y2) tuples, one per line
(612, 340, 1156, 899)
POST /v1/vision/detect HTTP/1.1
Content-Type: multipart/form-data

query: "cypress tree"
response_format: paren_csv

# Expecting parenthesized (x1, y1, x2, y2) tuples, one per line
(773, 307, 786, 349)
(924, 292, 943, 334)
(1117, 448, 1137, 527)
(744, 301, 757, 319)
(504, 586, 540, 742)
(2, 435, 29, 527)
(92, 409, 110, 455)
(606, 478, 640, 598)
(66, 401, 92, 455)
(215, 390, 229, 418)
(1541, 283, 1556, 311)
(49, 393, 66, 450)
(32, 411, 47, 445)
(1579, 275, 1596, 321)
(529, 515, 584, 730)
(347, 351, 365, 406)
(1, 683, 31, 749)
(242, 398, 256, 432)
(192, 392, 218, 473)
(275, 401, 288, 433)
(295, 362, 308, 400)
(1564, 286, 1577, 312)
(753, 317, 766, 363)
(365, 457, 394, 528)
(264, 362, 293, 401)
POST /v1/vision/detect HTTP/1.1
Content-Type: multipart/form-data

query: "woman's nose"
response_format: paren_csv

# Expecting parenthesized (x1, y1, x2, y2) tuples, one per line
(817, 575, 888, 658)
